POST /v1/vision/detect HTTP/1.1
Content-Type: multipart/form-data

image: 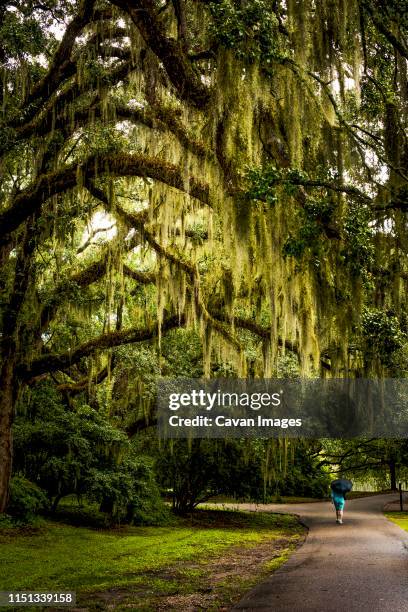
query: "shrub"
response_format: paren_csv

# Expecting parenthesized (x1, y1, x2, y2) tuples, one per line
(87, 455, 171, 525)
(7, 476, 48, 521)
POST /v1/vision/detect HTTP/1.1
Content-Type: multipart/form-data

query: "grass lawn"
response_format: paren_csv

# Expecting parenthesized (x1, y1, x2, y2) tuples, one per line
(384, 511, 408, 532)
(0, 510, 305, 611)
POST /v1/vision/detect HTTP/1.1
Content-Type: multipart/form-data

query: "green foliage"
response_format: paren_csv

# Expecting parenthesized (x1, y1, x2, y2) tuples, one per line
(7, 476, 48, 522)
(14, 384, 126, 509)
(273, 448, 330, 498)
(111, 330, 203, 432)
(247, 164, 328, 210)
(112, 344, 160, 420)
(342, 205, 374, 276)
(158, 438, 279, 513)
(361, 307, 406, 364)
(282, 196, 333, 263)
(322, 439, 408, 490)
(209, 0, 284, 64)
(87, 454, 170, 525)
(0, 10, 46, 58)
(156, 438, 329, 512)
(186, 223, 208, 245)
(247, 164, 377, 276)
(13, 382, 168, 524)
(246, 165, 282, 204)
(246, 165, 311, 204)
(161, 329, 203, 378)
(0, 514, 15, 528)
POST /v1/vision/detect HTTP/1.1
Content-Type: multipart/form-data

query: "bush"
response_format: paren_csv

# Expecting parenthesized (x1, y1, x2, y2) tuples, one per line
(13, 382, 169, 525)
(0, 514, 15, 529)
(13, 384, 130, 511)
(87, 455, 171, 525)
(7, 476, 48, 521)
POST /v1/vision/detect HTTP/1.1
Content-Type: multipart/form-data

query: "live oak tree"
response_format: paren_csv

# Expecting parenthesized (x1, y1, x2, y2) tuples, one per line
(1, 0, 408, 512)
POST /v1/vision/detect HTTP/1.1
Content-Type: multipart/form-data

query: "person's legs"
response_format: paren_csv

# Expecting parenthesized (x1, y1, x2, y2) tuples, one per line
(332, 495, 345, 523)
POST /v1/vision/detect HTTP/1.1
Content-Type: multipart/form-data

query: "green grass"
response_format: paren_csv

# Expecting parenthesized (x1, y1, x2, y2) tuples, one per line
(385, 511, 408, 532)
(0, 510, 305, 610)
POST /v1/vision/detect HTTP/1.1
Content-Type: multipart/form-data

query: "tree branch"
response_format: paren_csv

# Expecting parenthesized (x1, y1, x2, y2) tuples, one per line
(123, 265, 155, 284)
(38, 215, 147, 331)
(20, 315, 184, 380)
(111, 0, 211, 107)
(116, 206, 243, 352)
(23, 0, 98, 112)
(362, 1, 408, 61)
(56, 364, 111, 395)
(0, 153, 210, 249)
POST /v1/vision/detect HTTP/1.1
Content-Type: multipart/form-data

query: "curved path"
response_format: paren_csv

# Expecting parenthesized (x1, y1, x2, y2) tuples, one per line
(231, 494, 408, 612)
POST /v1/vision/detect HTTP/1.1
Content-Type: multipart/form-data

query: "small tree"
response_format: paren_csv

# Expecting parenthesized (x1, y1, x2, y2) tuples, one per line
(12, 381, 168, 523)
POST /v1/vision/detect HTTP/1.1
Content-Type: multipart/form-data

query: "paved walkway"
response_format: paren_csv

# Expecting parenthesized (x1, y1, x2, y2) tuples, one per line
(230, 494, 408, 611)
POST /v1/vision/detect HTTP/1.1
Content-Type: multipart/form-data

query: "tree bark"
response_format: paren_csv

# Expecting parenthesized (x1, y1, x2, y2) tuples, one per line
(51, 493, 64, 513)
(0, 221, 36, 513)
(0, 358, 16, 513)
(111, 0, 210, 108)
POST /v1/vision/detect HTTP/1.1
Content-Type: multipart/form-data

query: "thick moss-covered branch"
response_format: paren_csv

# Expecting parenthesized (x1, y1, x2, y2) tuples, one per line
(116, 103, 211, 159)
(111, 0, 211, 107)
(39, 223, 147, 331)
(18, 0, 98, 120)
(123, 265, 155, 284)
(8, 56, 135, 147)
(38, 258, 109, 332)
(56, 364, 111, 395)
(0, 154, 210, 249)
(20, 315, 185, 380)
(12, 96, 209, 162)
(209, 311, 333, 371)
(212, 313, 296, 352)
(285, 179, 372, 203)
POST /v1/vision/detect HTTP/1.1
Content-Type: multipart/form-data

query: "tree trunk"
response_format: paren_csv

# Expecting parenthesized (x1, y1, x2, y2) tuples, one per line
(0, 358, 16, 513)
(99, 497, 114, 514)
(51, 494, 63, 513)
(389, 460, 397, 491)
(0, 219, 38, 513)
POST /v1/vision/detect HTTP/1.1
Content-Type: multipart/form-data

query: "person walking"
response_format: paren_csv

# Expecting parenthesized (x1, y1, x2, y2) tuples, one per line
(331, 478, 352, 524)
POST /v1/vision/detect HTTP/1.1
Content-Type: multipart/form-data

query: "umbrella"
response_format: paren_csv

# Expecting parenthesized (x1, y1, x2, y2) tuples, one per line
(331, 479, 353, 495)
